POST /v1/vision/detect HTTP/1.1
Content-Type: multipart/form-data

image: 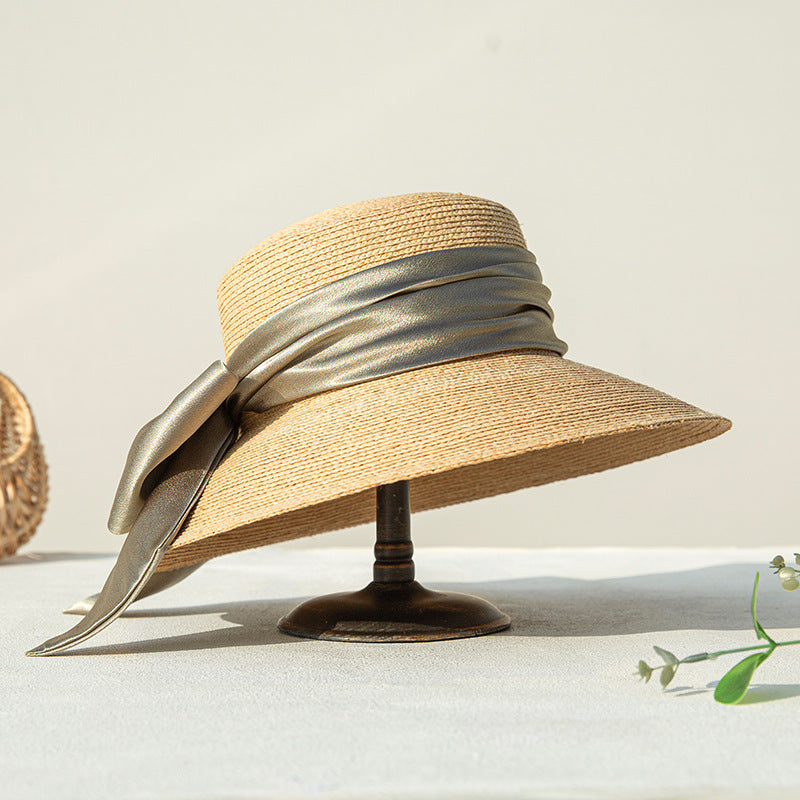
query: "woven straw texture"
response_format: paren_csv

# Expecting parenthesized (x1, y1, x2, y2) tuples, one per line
(0, 374, 48, 557)
(159, 192, 730, 570)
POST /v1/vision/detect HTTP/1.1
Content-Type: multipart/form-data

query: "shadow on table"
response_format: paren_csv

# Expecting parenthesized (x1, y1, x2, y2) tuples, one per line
(668, 681, 800, 704)
(729, 683, 800, 704)
(455, 562, 797, 637)
(58, 597, 298, 656)
(54, 561, 799, 657)
(1, 551, 112, 565)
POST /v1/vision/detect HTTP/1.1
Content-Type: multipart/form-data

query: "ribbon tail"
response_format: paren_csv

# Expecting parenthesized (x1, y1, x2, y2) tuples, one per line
(108, 361, 238, 536)
(27, 407, 235, 656)
(62, 564, 204, 615)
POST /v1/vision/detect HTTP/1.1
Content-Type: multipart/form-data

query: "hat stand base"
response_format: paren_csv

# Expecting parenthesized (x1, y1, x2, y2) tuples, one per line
(277, 481, 511, 642)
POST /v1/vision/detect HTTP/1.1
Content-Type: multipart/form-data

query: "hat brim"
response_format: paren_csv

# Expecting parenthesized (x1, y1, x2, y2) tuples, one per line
(158, 350, 730, 571)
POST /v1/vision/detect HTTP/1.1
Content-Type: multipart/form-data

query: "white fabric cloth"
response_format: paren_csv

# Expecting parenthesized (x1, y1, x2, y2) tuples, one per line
(3, 546, 799, 799)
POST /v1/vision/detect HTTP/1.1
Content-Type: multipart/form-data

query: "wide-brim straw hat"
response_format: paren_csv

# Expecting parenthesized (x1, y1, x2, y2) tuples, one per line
(157, 192, 730, 572)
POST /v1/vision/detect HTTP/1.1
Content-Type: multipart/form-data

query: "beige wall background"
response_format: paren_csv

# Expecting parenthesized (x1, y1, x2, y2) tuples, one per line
(2, 1, 797, 555)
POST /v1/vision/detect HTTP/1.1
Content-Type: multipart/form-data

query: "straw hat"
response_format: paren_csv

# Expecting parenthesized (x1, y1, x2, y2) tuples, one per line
(156, 192, 729, 572)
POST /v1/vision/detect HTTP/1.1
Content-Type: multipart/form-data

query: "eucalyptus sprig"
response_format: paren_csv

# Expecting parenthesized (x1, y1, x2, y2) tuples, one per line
(770, 553, 800, 591)
(636, 555, 800, 705)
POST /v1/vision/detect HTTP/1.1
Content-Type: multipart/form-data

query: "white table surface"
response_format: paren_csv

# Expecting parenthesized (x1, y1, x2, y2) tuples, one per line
(3, 545, 800, 800)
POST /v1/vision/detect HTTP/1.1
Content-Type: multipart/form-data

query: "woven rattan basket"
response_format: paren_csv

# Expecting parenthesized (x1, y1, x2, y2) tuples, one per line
(0, 373, 47, 557)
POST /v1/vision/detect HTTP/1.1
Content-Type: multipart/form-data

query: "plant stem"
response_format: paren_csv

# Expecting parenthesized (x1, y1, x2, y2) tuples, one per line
(705, 638, 800, 660)
(645, 637, 800, 674)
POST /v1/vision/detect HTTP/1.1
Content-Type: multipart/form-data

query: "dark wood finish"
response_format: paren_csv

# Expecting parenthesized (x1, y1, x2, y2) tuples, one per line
(277, 481, 511, 642)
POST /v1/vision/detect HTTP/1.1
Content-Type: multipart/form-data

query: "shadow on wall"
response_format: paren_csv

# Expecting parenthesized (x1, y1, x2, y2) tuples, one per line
(40, 561, 796, 657)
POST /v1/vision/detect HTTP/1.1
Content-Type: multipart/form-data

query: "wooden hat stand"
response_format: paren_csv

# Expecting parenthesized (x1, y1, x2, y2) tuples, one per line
(278, 481, 510, 642)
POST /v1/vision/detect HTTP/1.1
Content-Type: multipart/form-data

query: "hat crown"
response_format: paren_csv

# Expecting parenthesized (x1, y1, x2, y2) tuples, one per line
(216, 192, 526, 357)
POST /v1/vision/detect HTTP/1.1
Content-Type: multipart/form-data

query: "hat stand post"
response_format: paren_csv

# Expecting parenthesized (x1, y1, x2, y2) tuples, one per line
(277, 480, 511, 642)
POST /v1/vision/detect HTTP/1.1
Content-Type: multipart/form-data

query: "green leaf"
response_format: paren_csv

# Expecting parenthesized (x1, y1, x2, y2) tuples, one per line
(637, 661, 653, 682)
(653, 646, 678, 665)
(714, 649, 773, 705)
(750, 573, 775, 645)
(660, 664, 677, 688)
